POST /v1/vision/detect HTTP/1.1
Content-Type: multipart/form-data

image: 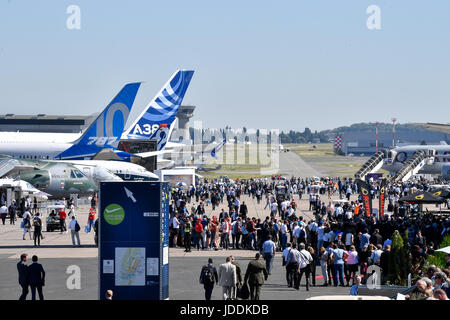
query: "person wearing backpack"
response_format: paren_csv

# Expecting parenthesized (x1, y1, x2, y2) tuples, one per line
(22, 209, 32, 240)
(199, 258, 218, 301)
(32, 213, 43, 247)
(68, 216, 81, 247)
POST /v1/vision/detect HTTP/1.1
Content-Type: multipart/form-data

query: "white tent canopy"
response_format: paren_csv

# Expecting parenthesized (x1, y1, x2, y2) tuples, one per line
(435, 246, 450, 254)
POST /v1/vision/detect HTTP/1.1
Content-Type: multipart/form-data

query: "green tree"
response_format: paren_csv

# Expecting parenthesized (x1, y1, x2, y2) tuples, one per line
(424, 234, 450, 270)
(388, 230, 410, 285)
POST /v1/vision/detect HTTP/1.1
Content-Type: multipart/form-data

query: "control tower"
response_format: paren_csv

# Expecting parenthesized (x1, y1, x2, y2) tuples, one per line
(176, 105, 195, 143)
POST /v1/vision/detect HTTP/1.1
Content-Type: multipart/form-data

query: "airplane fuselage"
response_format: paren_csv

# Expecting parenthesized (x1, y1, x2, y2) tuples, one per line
(382, 145, 450, 175)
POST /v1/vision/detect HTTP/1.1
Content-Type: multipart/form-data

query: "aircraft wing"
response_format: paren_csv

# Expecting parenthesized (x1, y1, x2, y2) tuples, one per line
(0, 159, 36, 178)
(134, 149, 173, 158)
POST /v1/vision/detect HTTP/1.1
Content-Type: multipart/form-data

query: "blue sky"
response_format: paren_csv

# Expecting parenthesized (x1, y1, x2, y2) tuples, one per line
(1, 0, 450, 131)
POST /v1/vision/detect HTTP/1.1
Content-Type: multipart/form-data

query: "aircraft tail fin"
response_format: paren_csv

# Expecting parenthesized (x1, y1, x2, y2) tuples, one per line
(209, 138, 226, 159)
(55, 82, 141, 159)
(123, 70, 194, 151)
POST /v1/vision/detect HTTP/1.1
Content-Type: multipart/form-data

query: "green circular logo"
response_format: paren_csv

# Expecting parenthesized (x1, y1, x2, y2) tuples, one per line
(104, 203, 125, 225)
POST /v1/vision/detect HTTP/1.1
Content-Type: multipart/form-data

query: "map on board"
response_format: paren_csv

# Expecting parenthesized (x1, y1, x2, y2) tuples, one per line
(115, 247, 146, 286)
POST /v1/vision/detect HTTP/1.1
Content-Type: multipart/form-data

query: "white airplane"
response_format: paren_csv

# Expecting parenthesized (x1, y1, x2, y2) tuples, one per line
(0, 71, 195, 181)
(383, 144, 450, 179)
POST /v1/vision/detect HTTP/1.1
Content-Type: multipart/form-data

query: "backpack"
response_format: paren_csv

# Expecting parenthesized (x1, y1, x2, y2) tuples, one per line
(75, 221, 81, 232)
(202, 266, 214, 285)
(33, 218, 41, 227)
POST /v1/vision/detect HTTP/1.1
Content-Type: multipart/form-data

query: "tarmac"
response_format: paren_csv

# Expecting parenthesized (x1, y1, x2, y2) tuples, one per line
(0, 190, 381, 300)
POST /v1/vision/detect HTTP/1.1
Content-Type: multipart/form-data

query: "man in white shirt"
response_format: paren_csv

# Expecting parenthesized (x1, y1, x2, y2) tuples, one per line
(298, 243, 313, 291)
(0, 204, 8, 225)
(335, 205, 344, 218)
(345, 232, 354, 249)
(292, 223, 301, 247)
(370, 244, 383, 265)
(170, 214, 180, 248)
(262, 235, 276, 275)
(271, 202, 278, 218)
(68, 216, 81, 247)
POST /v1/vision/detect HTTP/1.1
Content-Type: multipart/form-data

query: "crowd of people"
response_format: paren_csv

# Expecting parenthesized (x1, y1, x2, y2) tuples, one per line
(1, 195, 98, 247)
(169, 175, 450, 299)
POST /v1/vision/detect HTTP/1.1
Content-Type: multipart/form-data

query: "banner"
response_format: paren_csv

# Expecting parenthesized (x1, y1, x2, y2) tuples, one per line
(356, 179, 372, 217)
(379, 179, 386, 216)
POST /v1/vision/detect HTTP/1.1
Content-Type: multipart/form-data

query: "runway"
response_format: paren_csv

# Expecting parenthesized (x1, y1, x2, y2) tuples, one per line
(278, 151, 323, 177)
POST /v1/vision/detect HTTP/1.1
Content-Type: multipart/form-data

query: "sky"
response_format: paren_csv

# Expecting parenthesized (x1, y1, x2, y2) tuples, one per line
(1, 0, 450, 132)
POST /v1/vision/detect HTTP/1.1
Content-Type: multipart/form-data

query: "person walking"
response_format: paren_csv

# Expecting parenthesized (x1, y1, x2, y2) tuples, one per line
(28, 255, 45, 300)
(0, 203, 8, 225)
(9, 200, 17, 225)
(286, 244, 301, 289)
(32, 213, 43, 247)
(298, 243, 313, 291)
(87, 208, 95, 233)
(282, 242, 293, 286)
(218, 256, 237, 300)
(230, 255, 243, 299)
(17, 253, 29, 300)
(199, 258, 219, 301)
(244, 253, 268, 300)
(262, 235, 276, 275)
(68, 216, 81, 247)
(22, 209, 32, 240)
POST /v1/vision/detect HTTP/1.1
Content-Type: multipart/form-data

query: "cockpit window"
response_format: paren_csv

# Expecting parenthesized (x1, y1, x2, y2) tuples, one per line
(74, 169, 84, 178)
(70, 170, 76, 179)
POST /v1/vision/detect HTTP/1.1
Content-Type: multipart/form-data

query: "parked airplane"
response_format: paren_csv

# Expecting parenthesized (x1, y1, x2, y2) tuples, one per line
(356, 143, 450, 181)
(2, 159, 98, 199)
(383, 144, 450, 179)
(0, 82, 141, 160)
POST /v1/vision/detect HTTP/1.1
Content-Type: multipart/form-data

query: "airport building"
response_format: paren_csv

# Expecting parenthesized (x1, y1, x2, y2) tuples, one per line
(342, 130, 450, 155)
(0, 106, 196, 135)
(0, 114, 94, 133)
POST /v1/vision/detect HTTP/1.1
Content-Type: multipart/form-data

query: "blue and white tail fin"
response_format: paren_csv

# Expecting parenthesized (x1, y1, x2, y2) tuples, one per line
(209, 138, 226, 159)
(55, 82, 141, 160)
(122, 70, 194, 151)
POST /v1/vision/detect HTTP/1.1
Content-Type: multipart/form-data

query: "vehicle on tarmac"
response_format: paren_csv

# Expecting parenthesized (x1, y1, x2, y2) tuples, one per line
(45, 204, 65, 232)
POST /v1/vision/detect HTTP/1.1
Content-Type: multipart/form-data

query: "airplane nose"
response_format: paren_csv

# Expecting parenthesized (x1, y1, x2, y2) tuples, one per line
(20, 170, 50, 190)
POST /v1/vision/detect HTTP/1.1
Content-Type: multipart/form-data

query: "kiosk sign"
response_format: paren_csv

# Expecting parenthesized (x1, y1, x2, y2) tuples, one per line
(98, 181, 169, 300)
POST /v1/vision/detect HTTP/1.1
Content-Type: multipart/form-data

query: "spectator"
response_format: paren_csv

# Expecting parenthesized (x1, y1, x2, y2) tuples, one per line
(68, 215, 81, 247)
(87, 208, 95, 233)
(17, 253, 29, 300)
(346, 245, 359, 286)
(199, 258, 218, 301)
(262, 235, 276, 275)
(28, 255, 45, 300)
(32, 213, 43, 247)
(244, 253, 268, 300)
(298, 243, 313, 291)
(105, 290, 113, 300)
(218, 256, 237, 300)
(58, 208, 67, 233)
(350, 275, 361, 296)
(433, 289, 448, 300)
